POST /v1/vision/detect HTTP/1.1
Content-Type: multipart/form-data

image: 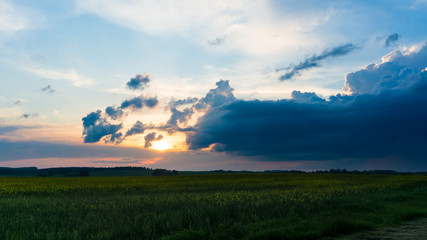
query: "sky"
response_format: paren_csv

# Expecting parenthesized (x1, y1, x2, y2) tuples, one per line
(1, 0, 427, 171)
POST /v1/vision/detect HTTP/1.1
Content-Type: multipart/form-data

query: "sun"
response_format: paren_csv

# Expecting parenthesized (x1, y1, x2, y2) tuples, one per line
(150, 140, 172, 151)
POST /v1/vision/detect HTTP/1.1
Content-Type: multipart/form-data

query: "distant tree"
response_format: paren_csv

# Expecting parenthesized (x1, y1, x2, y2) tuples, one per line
(79, 170, 90, 177)
(152, 169, 178, 176)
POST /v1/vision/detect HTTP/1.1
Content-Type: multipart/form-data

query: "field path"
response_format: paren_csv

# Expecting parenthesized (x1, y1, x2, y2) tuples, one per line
(335, 218, 427, 240)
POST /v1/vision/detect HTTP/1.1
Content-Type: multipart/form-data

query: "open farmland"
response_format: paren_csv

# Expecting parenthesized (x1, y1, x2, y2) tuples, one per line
(1, 173, 426, 240)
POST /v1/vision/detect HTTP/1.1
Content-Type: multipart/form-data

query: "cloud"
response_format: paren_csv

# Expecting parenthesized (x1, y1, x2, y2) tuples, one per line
(19, 113, 39, 119)
(74, 0, 337, 56)
(0, 140, 157, 161)
(28, 68, 94, 87)
(80, 106, 155, 144)
(81, 73, 160, 144)
(40, 85, 55, 94)
(120, 95, 159, 110)
(160, 80, 236, 133)
(185, 44, 427, 164)
(291, 91, 325, 103)
(14, 100, 24, 105)
(384, 33, 399, 47)
(82, 78, 235, 144)
(83, 122, 122, 143)
(344, 44, 427, 94)
(144, 132, 163, 148)
(167, 107, 194, 126)
(106, 132, 123, 144)
(81, 110, 122, 143)
(105, 106, 124, 120)
(125, 121, 148, 137)
(277, 43, 359, 81)
(80, 44, 427, 170)
(188, 82, 427, 161)
(208, 36, 226, 46)
(168, 97, 198, 108)
(0, 1, 32, 32)
(82, 110, 102, 128)
(92, 159, 147, 164)
(194, 80, 236, 110)
(75, 0, 245, 35)
(126, 73, 151, 90)
(0, 126, 32, 135)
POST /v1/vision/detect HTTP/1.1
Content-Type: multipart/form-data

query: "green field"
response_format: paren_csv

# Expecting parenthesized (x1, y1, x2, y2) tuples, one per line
(1, 173, 426, 240)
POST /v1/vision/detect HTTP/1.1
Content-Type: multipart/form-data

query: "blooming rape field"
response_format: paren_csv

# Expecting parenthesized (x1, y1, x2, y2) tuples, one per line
(0, 173, 426, 239)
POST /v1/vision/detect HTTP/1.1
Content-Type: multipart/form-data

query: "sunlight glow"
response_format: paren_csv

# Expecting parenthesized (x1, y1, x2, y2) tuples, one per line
(151, 140, 172, 151)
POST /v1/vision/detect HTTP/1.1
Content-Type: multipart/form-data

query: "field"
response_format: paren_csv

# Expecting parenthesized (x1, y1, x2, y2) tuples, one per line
(0, 173, 426, 240)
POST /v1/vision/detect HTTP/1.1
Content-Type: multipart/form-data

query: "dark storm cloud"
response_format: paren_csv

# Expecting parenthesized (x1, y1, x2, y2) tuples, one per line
(144, 132, 163, 148)
(120, 95, 159, 110)
(40, 85, 55, 94)
(187, 79, 427, 160)
(277, 43, 358, 81)
(385, 33, 399, 47)
(187, 44, 427, 163)
(126, 73, 151, 90)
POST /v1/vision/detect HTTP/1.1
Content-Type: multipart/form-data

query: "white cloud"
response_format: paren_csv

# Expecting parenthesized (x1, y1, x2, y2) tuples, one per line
(74, 0, 337, 56)
(0, 1, 37, 32)
(28, 68, 95, 87)
(75, 0, 248, 35)
(344, 43, 427, 94)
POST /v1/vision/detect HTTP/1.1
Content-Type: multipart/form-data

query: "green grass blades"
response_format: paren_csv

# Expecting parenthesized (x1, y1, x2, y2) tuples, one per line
(0, 173, 426, 240)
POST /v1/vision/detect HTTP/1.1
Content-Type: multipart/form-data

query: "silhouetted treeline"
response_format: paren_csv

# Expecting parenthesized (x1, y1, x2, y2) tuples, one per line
(264, 170, 305, 173)
(0, 166, 426, 177)
(210, 169, 253, 174)
(151, 168, 179, 176)
(0, 167, 38, 176)
(312, 169, 417, 175)
(0, 166, 156, 177)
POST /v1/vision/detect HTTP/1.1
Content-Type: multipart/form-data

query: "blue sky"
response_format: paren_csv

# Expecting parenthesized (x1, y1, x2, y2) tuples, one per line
(1, 0, 427, 171)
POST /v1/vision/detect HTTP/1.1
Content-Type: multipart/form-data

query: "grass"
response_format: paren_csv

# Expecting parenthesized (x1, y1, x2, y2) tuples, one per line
(0, 173, 426, 239)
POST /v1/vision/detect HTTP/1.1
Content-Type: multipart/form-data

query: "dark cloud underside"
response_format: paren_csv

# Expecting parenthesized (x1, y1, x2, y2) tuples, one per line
(188, 44, 427, 163)
(188, 79, 427, 161)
